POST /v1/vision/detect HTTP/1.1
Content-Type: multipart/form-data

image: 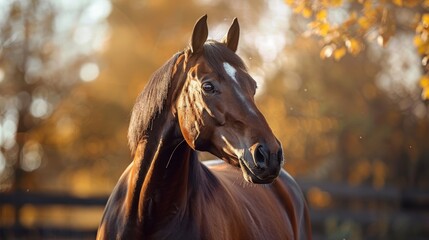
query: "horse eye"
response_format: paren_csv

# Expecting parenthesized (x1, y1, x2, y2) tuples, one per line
(202, 82, 215, 93)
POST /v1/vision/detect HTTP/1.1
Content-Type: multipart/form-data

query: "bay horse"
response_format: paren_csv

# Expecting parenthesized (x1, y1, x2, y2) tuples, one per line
(97, 15, 312, 240)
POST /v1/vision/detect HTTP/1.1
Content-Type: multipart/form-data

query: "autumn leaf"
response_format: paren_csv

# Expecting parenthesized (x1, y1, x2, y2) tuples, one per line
(420, 75, 429, 101)
(343, 13, 358, 28)
(320, 44, 335, 59)
(417, 45, 428, 55)
(420, 75, 429, 88)
(293, 3, 305, 14)
(316, 10, 327, 21)
(422, 88, 429, 100)
(345, 38, 362, 55)
(364, 8, 379, 23)
(377, 35, 385, 46)
(423, 56, 428, 66)
(334, 47, 346, 60)
(414, 35, 424, 47)
(319, 22, 330, 36)
(379, 28, 395, 47)
(423, 14, 429, 27)
(358, 16, 371, 30)
(416, 22, 424, 34)
(302, 7, 313, 18)
(308, 21, 319, 29)
(422, 31, 428, 42)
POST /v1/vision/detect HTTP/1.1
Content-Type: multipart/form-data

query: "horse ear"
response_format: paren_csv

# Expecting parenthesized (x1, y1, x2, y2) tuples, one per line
(190, 15, 208, 54)
(222, 18, 240, 52)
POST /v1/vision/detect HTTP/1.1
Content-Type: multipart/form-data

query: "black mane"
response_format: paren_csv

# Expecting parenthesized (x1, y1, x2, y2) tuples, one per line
(128, 52, 181, 154)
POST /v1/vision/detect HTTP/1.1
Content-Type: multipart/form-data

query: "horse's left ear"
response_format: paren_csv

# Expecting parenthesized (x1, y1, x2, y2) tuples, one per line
(222, 18, 240, 52)
(190, 15, 208, 54)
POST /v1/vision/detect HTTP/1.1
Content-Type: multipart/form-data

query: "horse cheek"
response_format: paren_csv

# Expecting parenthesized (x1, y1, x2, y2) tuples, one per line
(214, 103, 226, 125)
(203, 100, 225, 126)
(177, 101, 199, 149)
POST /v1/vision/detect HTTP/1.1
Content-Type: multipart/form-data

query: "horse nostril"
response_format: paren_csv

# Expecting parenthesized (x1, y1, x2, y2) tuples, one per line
(254, 144, 268, 168)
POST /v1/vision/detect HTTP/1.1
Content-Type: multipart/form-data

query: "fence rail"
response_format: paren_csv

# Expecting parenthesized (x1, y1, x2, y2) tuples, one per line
(0, 191, 107, 206)
(297, 180, 429, 210)
(0, 191, 106, 240)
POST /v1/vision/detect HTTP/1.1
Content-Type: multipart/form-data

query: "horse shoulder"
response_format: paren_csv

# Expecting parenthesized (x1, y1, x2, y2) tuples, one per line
(272, 169, 313, 239)
(97, 163, 135, 240)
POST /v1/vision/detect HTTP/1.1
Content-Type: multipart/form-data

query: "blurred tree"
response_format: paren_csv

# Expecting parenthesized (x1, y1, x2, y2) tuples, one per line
(0, 0, 109, 191)
(284, 0, 429, 100)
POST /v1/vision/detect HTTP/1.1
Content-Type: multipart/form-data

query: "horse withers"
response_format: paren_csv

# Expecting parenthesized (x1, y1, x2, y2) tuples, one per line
(97, 15, 312, 240)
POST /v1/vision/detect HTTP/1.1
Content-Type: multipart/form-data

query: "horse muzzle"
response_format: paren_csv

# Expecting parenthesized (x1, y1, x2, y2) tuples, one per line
(239, 143, 284, 184)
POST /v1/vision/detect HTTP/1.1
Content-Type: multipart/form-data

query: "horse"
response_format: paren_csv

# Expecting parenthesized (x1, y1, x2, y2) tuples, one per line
(97, 15, 312, 240)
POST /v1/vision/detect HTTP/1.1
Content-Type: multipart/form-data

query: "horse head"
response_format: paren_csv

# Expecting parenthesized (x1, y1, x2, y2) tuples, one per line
(175, 15, 284, 184)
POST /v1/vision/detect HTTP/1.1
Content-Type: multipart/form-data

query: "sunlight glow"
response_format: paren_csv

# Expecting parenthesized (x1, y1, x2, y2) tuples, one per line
(80, 62, 100, 82)
(20, 141, 43, 172)
(30, 98, 50, 118)
(2, 108, 18, 150)
(82, 0, 112, 24)
(376, 33, 422, 92)
(73, 26, 93, 45)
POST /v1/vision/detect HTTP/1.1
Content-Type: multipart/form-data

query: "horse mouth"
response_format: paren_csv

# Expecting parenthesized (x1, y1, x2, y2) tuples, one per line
(222, 156, 240, 167)
(238, 158, 277, 184)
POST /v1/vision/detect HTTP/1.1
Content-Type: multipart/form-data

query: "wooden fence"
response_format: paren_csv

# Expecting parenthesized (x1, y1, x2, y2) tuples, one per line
(1, 181, 428, 239)
(297, 180, 429, 240)
(0, 192, 106, 240)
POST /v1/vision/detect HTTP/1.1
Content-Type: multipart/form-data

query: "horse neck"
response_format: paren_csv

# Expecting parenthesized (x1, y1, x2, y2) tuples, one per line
(127, 108, 203, 233)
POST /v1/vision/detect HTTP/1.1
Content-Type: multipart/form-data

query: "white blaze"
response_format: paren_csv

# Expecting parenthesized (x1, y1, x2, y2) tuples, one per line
(223, 62, 238, 83)
(222, 62, 258, 116)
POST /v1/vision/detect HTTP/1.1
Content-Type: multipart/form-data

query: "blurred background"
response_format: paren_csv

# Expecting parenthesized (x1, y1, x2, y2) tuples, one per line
(0, 0, 428, 239)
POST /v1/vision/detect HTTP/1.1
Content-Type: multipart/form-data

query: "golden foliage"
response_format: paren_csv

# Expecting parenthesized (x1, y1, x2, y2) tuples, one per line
(345, 38, 362, 55)
(333, 47, 346, 61)
(320, 44, 334, 58)
(420, 75, 429, 88)
(285, 0, 429, 99)
(416, 13, 429, 100)
(302, 7, 313, 18)
(316, 9, 327, 20)
(420, 75, 429, 100)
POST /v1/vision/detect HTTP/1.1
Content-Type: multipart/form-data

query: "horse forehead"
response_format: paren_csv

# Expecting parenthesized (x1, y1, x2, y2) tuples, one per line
(222, 62, 258, 116)
(223, 62, 238, 84)
(190, 59, 212, 74)
(222, 62, 255, 90)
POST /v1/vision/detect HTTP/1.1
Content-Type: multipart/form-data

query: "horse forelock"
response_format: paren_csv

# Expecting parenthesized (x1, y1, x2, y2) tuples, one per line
(202, 41, 247, 81)
(128, 52, 182, 154)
